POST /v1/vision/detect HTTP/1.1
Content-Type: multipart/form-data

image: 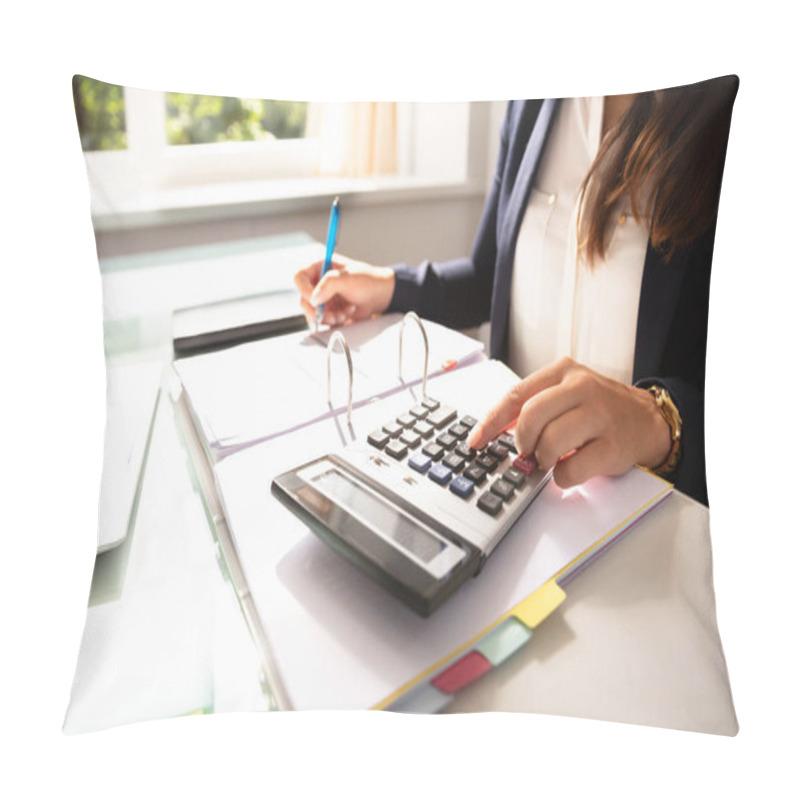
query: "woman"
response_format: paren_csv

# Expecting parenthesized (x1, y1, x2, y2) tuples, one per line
(294, 77, 738, 505)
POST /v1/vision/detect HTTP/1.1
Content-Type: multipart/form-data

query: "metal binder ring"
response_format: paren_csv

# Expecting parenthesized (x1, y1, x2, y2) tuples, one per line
(326, 331, 354, 426)
(398, 311, 430, 399)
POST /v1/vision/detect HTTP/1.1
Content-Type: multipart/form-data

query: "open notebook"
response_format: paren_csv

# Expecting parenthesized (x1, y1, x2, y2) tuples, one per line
(174, 313, 484, 460)
(172, 328, 672, 711)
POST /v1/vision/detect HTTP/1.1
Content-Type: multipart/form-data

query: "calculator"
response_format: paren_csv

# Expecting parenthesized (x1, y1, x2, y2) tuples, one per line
(272, 395, 551, 616)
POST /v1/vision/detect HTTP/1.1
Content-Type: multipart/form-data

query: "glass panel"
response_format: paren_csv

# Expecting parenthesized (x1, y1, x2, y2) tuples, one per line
(72, 75, 127, 152)
(165, 92, 307, 145)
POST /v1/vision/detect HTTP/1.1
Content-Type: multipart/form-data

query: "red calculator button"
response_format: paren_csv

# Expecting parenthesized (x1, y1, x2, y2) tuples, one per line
(512, 455, 537, 475)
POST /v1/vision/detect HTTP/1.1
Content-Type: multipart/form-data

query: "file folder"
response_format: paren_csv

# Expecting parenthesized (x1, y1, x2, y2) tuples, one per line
(171, 315, 672, 710)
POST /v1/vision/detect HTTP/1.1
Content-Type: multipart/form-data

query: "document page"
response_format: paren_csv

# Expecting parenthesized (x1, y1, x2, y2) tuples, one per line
(175, 313, 484, 458)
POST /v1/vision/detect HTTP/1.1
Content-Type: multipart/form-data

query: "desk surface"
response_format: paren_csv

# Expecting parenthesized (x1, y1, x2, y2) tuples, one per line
(66, 378, 737, 733)
(65, 234, 738, 735)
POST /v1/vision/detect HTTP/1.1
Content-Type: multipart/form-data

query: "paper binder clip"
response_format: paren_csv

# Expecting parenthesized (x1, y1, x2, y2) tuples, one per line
(326, 330, 354, 426)
(398, 311, 430, 399)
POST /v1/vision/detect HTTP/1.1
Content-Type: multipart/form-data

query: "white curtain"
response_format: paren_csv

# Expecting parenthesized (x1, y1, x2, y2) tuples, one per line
(306, 102, 397, 177)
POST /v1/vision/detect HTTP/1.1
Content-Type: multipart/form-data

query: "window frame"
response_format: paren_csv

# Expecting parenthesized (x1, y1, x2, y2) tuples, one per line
(83, 86, 323, 190)
(80, 87, 492, 230)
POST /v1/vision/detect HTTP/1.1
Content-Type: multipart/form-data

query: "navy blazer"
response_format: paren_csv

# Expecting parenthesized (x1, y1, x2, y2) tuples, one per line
(390, 99, 723, 505)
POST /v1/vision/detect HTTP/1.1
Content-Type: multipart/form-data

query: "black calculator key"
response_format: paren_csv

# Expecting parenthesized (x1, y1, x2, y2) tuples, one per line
(421, 397, 440, 411)
(487, 442, 509, 462)
(464, 464, 487, 485)
(490, 478, 515, 501)
(497, 433, 517, 453)
(476, 454, 498, 473)
(428, 463, 453, 486)
(382, 421, 403, 438)
(449, 475, 475, 499)
(460, 415, 478, 429)
(478, 491, 503, 516)
(448, 423, 469, 441)
(422, 442, 445, 461)
(503, 468, 526, 488)
(396, 413, 416, 429)
(443, 453, 466, 473)
(427, 406, 458, 429)
(436, 433, 457, 450)
(409, 404, 429, 419)
(385, 440, 408, 460)
(454, 442, 476, 461)
(400, 430, 421, 449)
(367, 430, 390, 449)
(413, 420, 435, 439)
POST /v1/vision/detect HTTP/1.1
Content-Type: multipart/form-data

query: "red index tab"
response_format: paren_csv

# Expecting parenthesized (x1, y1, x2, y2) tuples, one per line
(512, 455, 537, 475)
(441, 359, 458, 371)
(431, 651, 492, 694)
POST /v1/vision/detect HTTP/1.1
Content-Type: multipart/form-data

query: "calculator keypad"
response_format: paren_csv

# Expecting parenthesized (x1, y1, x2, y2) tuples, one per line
(367, 397, 537, 518)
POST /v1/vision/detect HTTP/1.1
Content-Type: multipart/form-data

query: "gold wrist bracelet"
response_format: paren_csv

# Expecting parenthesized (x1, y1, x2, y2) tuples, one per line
(647, 385, 682, 477)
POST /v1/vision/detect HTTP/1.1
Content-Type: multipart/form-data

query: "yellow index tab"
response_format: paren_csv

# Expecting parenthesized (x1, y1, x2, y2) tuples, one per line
(511, 579, 566, 629)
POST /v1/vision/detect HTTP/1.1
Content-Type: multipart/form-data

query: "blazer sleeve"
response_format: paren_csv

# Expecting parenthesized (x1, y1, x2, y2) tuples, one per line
(387, 104, 513, 329)
(634, 228, 716, 506)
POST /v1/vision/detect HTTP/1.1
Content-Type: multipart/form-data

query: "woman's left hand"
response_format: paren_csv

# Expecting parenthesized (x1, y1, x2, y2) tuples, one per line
(467, 357, 672, 489)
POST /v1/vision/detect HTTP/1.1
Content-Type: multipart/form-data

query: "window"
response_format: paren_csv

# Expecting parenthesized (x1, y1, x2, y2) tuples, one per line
(165, 93, 307, 145)
(72, 77, 127, 151)
(73, 77, 308, 151)
(72, 76, 485, 227)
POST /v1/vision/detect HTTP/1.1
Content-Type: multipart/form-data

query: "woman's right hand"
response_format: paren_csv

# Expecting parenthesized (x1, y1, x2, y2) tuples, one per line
(294, 254, 396, 327)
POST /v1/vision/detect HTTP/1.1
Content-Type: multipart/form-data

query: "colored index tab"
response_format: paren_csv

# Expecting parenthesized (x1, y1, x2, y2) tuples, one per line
(383, 681, 451, 714)
(475, 616, 533, 667)
(511, 579, 566, 629)
(431, 651, 492, 694)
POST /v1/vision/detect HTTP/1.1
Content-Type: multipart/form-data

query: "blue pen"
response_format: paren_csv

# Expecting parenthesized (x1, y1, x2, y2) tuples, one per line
(316, 196, 340, 328)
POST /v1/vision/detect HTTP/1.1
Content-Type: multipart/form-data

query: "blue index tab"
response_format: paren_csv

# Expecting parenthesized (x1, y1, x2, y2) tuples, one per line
(428, 463, 453, 486)
(449, 475, 475, 499)
(383, 681, 451, 714)
(408, 452, 432, 474)
(474, 617, 533, 667)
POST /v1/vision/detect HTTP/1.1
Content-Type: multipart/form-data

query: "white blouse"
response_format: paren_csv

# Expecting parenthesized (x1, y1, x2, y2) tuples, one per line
(507, 96, 650, 385)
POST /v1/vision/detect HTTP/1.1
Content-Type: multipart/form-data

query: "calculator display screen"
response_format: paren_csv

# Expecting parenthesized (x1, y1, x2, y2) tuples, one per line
(312, 468, 445, 563)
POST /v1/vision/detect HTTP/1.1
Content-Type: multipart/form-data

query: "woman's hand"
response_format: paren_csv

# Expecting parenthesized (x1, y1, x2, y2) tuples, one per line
(294, 255, 396, 327)
(467, 357, 672, 489)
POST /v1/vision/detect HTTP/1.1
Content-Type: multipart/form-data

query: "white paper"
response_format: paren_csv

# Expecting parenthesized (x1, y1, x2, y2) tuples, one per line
(175, 313, 484, 458)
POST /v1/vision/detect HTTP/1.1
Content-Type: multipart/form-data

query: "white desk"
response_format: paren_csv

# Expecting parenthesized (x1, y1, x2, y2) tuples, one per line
(448, 490, 737, 734)
(64, 234, 737, 735)
(66, 379, 737, 734)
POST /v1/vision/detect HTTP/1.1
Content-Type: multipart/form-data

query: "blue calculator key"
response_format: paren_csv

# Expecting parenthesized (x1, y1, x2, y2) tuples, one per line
(408, 453, 432, 473)
(428, 463, 453, 486)
(449, 475, 475, 499)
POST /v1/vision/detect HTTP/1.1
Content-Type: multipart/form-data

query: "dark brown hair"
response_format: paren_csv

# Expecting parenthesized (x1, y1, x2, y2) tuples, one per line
(578, 76, 737, 264)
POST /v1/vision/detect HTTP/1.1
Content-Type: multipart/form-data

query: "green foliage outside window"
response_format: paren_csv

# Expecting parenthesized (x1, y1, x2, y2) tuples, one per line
(166, 93, 308, 145)
(72, 75, 127, 152)
(71, 76, 307, 152)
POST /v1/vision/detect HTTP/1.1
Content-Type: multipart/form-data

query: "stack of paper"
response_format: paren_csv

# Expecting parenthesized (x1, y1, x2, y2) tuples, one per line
(174, 313, 484, 460)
